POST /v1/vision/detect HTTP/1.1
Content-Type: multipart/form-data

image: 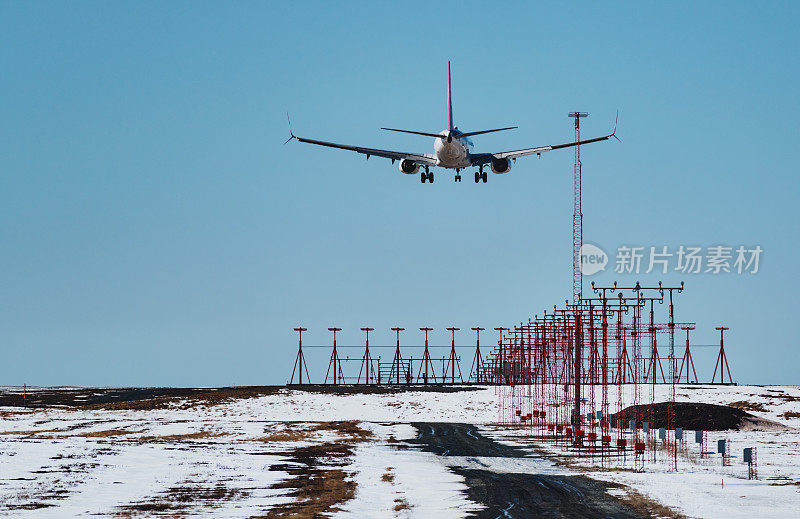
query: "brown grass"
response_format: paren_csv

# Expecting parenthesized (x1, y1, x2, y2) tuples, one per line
(616, 486, 687, 519)
(728, 400, 767, 413)
(88, 396, 180, 412)
(780, 411, 800, 419)
(760, 392, 800, 403)
(254, 423, 374, 518)
(115, 483, 246, 517)
(307, 421, 374, 442)
(394, 498, 411, 512)
(256, 430, 315, 443)
(76, 429, 139, 438)
(85, 387, 284, 411)
(263, 468, 355, 518)
(138, 431, 229, 442)
(381, 468, 395, 484)
(255, 421, 374, 445)
(259, 441, 359, 518)
(0, 429, 61, 436)
(4, 502, 56, 510)
(287, 442, 354, 462)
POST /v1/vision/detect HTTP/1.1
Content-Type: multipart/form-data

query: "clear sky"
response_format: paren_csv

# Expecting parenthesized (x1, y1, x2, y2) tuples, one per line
(1, 1, 798, 386)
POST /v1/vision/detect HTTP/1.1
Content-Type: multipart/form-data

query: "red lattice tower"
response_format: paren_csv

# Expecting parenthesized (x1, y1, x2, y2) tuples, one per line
(494, 327, 509, 385)
(325, 327, 344, 385)
(568, 112, 588, 304)
(390, 327, 405, 385)
(664, 284, 684, 472)
(444, 327, 463, 384)
(712, 326, 733, 384)
(469, 327, 485, 384)
(679, 326, 698, 383)
(417, 327, 437, 384)
(357, 327, 376, 385)
(290, 327, 310, 385)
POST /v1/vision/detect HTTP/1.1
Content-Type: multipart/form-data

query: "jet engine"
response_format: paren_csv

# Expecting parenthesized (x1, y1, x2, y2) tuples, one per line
(491, 157, 512, 174)
(399, 159, 420, 174)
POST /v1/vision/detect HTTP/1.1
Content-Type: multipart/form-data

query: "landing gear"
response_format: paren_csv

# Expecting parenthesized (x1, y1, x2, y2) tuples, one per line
(475, 167, 488, 183)
(455, 169, 461, 182)
(421, 168, 434, 183)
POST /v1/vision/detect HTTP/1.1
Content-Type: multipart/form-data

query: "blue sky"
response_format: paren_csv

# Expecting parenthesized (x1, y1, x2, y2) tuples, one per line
(1, 1, 798, 386)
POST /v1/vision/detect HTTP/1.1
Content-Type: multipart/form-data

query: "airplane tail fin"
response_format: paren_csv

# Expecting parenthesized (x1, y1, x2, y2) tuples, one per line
(447, 61, 454, 132)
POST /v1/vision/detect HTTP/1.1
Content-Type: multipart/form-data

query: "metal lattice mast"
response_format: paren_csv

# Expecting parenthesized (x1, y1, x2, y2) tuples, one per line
(290, 327, 310, 384)
(469, 327, 485, 383)
(357, 327, 375, 384)
(391, 327, 405, 384)
(445, 327, 463, 384)
(712, 326, 732, 384)
(326, 327, 344, 385)
(569, 112, 588, 303)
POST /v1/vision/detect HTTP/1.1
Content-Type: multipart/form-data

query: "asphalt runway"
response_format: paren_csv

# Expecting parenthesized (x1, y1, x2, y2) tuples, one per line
(410, 423, 648, 519)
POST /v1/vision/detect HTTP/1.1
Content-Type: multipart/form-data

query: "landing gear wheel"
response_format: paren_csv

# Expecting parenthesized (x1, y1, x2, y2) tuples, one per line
(474, 171, 480, 183)
(481, 171, 488, 183)
(429, 172, 434, 183)
(420, 172, 426, 183)
(455, 174, 461, 182)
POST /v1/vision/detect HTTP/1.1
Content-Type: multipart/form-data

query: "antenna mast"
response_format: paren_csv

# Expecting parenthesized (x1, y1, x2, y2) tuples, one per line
(568, 112, 588, 303)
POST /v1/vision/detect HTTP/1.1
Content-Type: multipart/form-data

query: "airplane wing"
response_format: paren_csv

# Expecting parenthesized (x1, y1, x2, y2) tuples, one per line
(470, 133, 614, 166)
(470, 116, 619, 166)
(288, 132, 437, 166)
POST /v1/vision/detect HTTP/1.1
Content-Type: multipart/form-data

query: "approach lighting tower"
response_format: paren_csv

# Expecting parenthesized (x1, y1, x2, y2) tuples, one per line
(568, 111, 588, 303)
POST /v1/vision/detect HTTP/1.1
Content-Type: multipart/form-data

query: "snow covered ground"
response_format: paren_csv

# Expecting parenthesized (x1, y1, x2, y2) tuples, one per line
(490, 384, 800, 518)
(586, 384, 800, 519)
(0, 384, 797, 517)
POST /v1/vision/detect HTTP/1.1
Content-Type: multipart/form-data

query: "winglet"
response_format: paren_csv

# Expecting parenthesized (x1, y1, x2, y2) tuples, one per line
(284, 112, 296, 145)
(609, 110, 621, 142)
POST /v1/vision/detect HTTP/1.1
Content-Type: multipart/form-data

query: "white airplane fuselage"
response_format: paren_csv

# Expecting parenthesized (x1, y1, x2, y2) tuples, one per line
(433, 130, 473, 169)
(288, 61, 616, 181)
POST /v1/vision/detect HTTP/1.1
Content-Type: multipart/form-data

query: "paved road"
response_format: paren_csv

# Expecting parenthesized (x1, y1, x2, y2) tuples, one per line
(410, 423, 648, 519)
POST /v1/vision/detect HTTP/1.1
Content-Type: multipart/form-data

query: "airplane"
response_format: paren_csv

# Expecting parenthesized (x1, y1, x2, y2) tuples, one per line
(285, 61, 618, 184)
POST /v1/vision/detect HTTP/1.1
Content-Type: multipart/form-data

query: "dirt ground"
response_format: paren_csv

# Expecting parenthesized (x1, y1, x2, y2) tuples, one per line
(0, 384, 481, 409)
(610, 401, 781, 431)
